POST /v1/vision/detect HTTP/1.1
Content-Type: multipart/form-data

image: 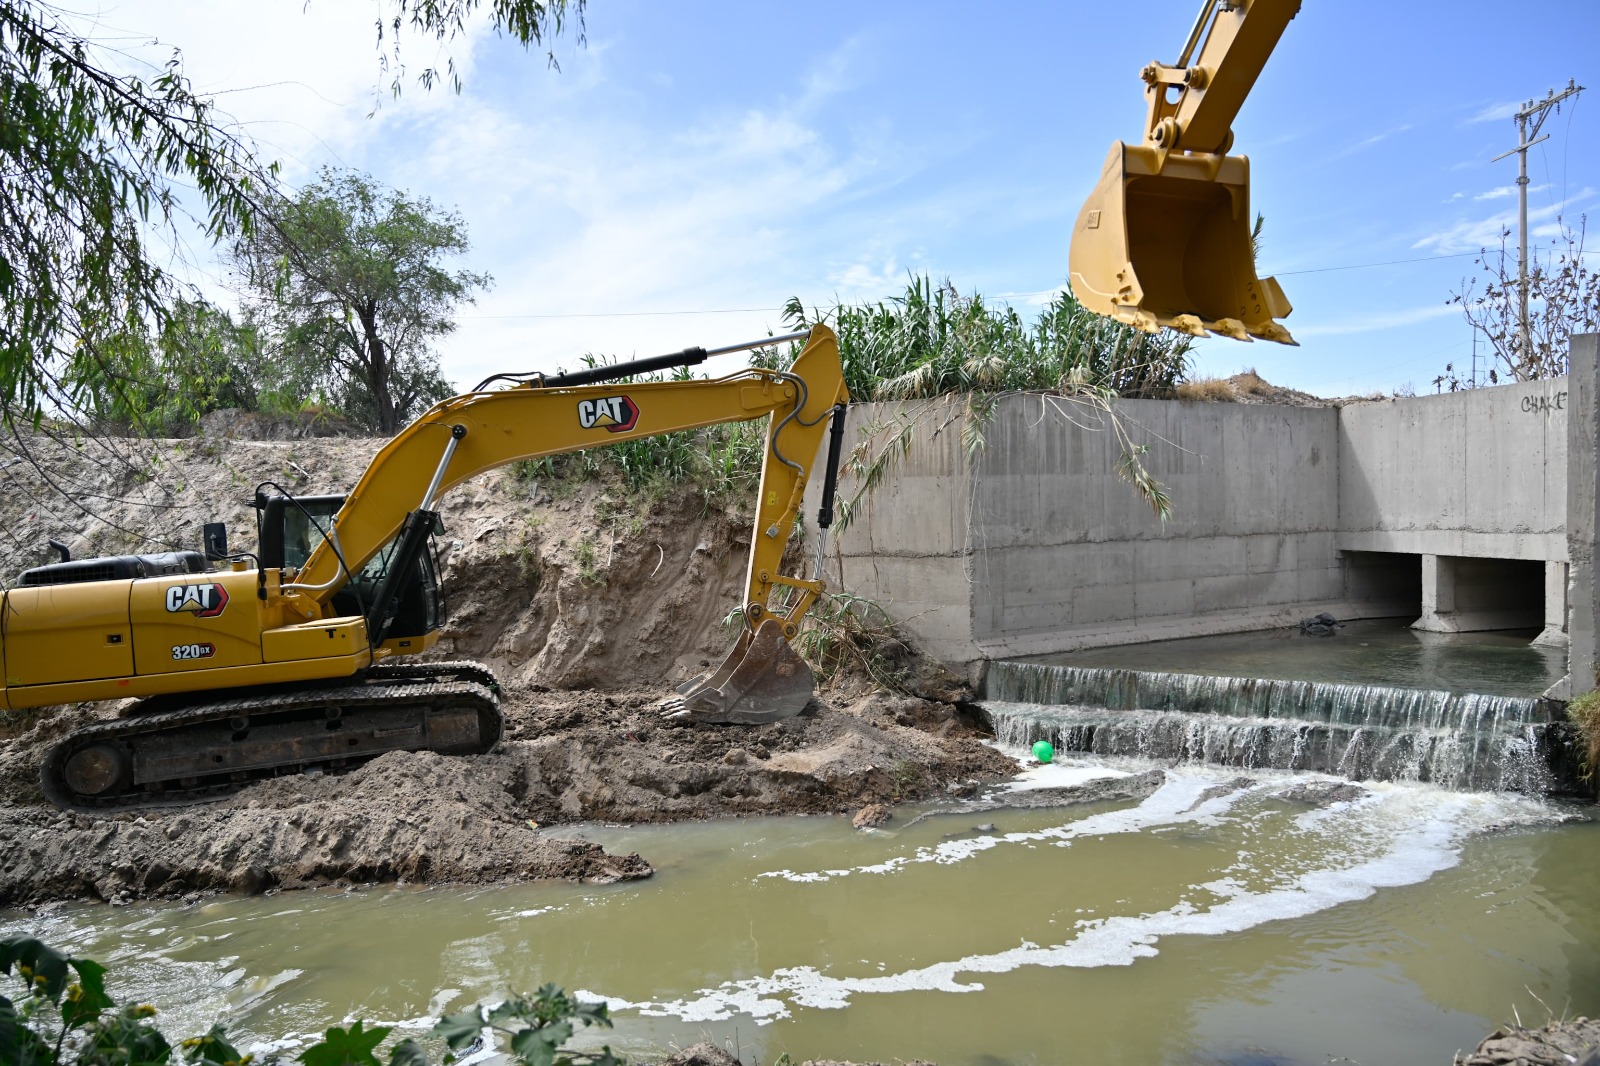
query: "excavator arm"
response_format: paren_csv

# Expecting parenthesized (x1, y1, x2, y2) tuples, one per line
(1069, 0, 1300, 344)
(290, 327, 844, 627)
(278, 324, 851, 721)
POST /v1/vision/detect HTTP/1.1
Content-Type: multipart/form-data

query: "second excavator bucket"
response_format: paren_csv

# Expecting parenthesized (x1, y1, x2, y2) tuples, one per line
(1069, 142, 1295, 345)
(665, 617, 815, 725)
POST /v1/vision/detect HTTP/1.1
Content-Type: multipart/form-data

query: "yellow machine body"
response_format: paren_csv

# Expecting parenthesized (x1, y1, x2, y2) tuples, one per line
(2, 327, 848, 724)
(1069, 0, 1300, 344)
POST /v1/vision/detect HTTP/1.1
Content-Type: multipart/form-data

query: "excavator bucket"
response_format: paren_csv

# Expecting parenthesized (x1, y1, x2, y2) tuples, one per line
(1069, 142, 1295, 345)
(664, 617, 815, 725)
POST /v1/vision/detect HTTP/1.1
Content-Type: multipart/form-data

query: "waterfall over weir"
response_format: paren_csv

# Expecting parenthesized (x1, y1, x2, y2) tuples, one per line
(982, 661, 1581, 793)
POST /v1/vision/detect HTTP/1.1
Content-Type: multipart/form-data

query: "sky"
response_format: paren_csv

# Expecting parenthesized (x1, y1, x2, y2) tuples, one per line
(66, 0, 1600, 398)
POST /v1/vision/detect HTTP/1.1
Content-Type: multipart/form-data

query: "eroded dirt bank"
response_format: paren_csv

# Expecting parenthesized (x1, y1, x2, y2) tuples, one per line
(0, 684, 1012, 907)
(0, 424, 1012, 907)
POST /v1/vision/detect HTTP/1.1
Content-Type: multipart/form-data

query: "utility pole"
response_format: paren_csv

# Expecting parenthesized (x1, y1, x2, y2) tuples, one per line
(1492, 80, 1583, 364)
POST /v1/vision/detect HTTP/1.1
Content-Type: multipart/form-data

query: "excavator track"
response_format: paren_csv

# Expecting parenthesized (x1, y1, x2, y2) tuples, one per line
(41, 662, 503, 813)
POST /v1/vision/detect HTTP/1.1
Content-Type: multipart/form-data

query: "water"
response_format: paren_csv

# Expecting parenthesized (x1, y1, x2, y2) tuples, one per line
(6, 625, 1594, 1064)
(983, 624, 1579, 793)
(4, 758, 1597, 1066)
(1021, 620, 1566, 698)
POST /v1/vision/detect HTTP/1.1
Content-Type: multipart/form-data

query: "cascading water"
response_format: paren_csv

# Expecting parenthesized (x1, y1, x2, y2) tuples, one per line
(982, 661, 1582, 793)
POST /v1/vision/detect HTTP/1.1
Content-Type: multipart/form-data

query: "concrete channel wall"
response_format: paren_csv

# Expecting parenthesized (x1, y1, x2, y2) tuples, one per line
(810, 337, 1596, 688)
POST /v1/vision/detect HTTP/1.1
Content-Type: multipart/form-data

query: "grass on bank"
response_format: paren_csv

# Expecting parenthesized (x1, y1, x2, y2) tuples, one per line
(1565, 688, 1600, 782)
(514, 275, 1196, 522)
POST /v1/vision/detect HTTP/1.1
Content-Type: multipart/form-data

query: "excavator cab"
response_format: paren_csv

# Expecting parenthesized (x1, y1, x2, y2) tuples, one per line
(255, 492, 443, 646)
(1069, 0, 1299, 344)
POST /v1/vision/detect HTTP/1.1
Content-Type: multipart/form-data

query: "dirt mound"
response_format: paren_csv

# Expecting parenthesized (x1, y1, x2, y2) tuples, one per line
(0, 685, 1012, 908)
(0, 429, 1016, 908)
(1454, 1017, 1600, 1065)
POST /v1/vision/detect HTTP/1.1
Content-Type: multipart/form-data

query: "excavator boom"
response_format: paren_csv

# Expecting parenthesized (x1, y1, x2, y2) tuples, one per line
(1069, 0, 1300, 344)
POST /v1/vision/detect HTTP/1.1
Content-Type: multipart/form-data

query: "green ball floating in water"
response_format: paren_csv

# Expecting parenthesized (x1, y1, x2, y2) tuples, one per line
(1032, 740, 1054, 764)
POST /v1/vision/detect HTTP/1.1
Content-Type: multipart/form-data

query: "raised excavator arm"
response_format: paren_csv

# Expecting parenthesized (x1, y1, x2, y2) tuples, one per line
(1069, 0, 1300, 344)
(19, 327, 849, 810)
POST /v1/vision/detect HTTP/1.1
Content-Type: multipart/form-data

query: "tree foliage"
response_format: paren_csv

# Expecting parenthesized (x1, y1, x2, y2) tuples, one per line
(0, 0, 270, 416)
(231, 168, 491, 433)
(65, 298, 291, 434)
(1440, 216, 1600, 389)
(0, 0, 581, 424)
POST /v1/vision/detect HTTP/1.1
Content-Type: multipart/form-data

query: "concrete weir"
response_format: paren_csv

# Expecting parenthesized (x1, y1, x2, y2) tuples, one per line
(810, 333, 1600, 700)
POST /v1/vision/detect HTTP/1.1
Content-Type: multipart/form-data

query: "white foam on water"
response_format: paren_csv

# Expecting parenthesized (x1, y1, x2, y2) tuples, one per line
(494, 905, 561, 921)
(758, 769, 1255, 884)
(600, 782, 1555, 1025)
(996, 758, 1131, 792)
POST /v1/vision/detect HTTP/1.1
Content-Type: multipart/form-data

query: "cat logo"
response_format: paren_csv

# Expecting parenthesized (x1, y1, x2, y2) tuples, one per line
(164, 582, 229, 618)
(576, 395, 639, 433)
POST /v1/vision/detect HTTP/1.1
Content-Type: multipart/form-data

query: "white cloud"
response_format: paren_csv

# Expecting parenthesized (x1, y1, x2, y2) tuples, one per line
(1410, 187, 1597, 255)
(1474, 183, 1547, 201)
(1467, 100, 1520, 125)
(1332, 123, 1413, 159)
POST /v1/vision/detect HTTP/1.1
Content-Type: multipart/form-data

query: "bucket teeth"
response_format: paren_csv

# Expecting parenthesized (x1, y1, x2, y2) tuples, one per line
(662, 617, 815, 725)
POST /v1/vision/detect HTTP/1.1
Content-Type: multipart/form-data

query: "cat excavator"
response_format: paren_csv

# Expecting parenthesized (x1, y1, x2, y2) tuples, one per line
(1070, 0, 1300, 344)
(14, 326, 850, 811)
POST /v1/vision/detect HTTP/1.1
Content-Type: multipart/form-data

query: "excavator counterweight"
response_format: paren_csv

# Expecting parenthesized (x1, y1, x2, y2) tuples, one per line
(1069, 0, 1300, 344)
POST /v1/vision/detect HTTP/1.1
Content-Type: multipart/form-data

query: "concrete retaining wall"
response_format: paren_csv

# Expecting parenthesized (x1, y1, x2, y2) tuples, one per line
(809, 341, 1595, 679)
(1338, 378, 1567, 561)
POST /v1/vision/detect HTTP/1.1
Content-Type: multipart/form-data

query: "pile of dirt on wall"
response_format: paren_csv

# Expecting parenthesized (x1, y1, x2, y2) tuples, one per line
(0, 428, 1014, 907)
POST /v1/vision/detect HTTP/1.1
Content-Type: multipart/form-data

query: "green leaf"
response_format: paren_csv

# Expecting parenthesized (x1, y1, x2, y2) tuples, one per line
(0, 936, 72, 1004)
(0, 993, 57, 1066)
(430, 1008, 486, 1050)
(183, 1023, 247, 1065)
(388, 1037, 431, 1066)
(61, 958, 115, 1029)
(300, 1020, 394, 1066)
(508, 1026, 559, 1066)
(82, 1004, 173, 1066)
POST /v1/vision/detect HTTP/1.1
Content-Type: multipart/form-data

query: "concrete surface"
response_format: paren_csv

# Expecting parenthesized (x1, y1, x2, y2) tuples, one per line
(806, 336, 1597, 681)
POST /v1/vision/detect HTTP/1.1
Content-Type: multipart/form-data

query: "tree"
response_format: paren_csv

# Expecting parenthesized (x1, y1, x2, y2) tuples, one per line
(232, 168, 491, 433)
(67, 298, 281, 433)
(0, 0, 582, 422)
(1439, 216, 1600, 389)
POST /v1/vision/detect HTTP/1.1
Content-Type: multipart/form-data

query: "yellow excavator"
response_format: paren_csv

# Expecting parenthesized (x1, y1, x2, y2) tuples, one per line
(1070, 0, 1300, 344)
(14, 327, 849, 811)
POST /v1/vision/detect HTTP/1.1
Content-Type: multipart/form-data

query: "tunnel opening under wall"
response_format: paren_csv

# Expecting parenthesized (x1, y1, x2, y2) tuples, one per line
(1414, 555, 1549, 635)
(1341, 550, 1423, 621)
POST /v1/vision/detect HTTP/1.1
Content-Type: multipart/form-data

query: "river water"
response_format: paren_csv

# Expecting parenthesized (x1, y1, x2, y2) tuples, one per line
(4, 625, 1597, 1065)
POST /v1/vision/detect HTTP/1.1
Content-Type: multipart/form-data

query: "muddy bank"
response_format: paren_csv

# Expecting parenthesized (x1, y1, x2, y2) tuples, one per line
(0, 684, 1014, 907)
(0, 427, 1022, 907)
(1454, 1017, 1600, 1064)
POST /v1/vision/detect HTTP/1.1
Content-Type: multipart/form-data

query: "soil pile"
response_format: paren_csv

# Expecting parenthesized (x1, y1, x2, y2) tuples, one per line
(0, 429, 1014, 907)
(1454, 1018, 1600, 1065)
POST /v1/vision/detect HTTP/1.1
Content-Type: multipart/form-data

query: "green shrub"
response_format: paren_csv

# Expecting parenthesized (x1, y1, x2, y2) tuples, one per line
(0, 935, 623, 1066)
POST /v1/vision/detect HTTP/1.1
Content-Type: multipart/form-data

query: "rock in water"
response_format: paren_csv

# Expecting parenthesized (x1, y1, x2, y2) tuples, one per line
(852, 803, 891, 829)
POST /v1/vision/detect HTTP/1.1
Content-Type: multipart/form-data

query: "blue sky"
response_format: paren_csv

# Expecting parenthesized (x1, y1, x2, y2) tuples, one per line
(88, 0, 1600, 397)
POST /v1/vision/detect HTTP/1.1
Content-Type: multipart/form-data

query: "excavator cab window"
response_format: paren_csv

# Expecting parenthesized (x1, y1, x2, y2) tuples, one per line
(255, 492, 442, 640)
